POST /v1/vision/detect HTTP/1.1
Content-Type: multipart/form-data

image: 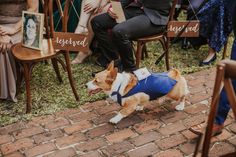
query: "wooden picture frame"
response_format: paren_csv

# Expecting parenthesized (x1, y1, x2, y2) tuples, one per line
(22, 11, 44, 50)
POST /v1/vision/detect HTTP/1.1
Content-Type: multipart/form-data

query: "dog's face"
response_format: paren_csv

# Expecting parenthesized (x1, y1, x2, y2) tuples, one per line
(86, 61, 118, 95)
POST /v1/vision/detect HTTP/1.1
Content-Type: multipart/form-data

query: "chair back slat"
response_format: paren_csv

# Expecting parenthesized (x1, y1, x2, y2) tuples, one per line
(48, 0, 54, 38)
(43, 0, 50, 39)
(62, 0, 72, 32)
(221, 59, 236, 79)
(169, 0, 178, 21)
(43, 0, 71, 37)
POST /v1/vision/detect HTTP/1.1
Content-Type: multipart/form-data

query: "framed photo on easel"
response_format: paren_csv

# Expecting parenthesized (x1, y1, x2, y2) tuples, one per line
(22, 11, 44, 50)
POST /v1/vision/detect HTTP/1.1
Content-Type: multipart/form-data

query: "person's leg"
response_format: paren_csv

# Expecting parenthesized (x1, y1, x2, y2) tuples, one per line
(190, 40, 236, 135)
(215, 40, 236, 124)
(75, 0, 89, 34)
(111, 14, 165, 71)
(201, 46, 216, 63)
(72, 0, 109, 64)
(75, 0, 103, 33)
(91, 13, 119, 66)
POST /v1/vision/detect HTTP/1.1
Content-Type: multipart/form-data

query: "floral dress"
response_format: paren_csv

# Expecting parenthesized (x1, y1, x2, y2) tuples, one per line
(191, 0, 234, 52)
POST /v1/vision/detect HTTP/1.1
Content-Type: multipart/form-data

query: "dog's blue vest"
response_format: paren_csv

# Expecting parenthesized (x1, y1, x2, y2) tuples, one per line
(111, 72, 177, 105)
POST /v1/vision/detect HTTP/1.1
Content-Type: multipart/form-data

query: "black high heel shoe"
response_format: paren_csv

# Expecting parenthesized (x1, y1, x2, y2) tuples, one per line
(199, 54, 217, 66)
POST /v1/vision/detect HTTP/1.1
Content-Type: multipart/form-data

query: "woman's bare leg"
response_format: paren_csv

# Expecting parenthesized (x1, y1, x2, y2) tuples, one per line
(74, 0, 89, 34)
(72, 0, 110, 64)
(202, 46, 216, 62)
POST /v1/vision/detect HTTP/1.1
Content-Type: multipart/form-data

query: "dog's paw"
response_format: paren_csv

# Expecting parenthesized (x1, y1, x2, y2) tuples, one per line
(136, 105, 144, 111)
(175, 102, 185, 111)
(109, 113, 124, 124)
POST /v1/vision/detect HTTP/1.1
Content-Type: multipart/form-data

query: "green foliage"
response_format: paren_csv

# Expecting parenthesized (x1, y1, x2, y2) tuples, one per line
(0, 35, 234, 126)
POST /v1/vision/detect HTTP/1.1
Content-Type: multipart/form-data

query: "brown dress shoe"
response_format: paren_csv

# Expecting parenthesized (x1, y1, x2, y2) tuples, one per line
(212, 124, 224, 136)
(189, 122, 224, 137)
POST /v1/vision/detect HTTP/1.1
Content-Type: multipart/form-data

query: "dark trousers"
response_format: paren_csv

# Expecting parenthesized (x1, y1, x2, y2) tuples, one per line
(91, 7, 164, 71)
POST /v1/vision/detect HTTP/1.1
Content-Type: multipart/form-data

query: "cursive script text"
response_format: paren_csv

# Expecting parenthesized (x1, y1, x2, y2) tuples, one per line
(56, 37, 88, 48)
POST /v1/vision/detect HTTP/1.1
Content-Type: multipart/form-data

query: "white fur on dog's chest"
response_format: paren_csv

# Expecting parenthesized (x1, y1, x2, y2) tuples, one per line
(109, 73, 131, 102)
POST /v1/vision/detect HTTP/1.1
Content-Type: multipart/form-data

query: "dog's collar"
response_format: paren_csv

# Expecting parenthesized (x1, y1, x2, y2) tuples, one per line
(109, 72, 132, 103)
(110, 85, 122, 104)
(109, 73, 123, 97)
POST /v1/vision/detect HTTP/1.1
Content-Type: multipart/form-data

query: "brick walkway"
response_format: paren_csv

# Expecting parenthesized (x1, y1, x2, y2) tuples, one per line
(0, 68, 236, 157)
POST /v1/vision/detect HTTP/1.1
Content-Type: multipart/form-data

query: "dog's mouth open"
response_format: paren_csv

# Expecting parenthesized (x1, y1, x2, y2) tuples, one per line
(86, 81, 103, 96)
(88, 88, 102, 95)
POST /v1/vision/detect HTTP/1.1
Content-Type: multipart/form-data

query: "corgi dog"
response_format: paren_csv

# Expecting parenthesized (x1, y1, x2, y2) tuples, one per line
(86, 61, 189, 124)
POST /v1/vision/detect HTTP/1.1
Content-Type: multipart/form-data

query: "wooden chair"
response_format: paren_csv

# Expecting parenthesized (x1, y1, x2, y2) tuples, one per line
(194, 59, 236, 157)
(222, 40, 229, 59)
(135, 0, 178, 70)
(12, 0, 79, 113)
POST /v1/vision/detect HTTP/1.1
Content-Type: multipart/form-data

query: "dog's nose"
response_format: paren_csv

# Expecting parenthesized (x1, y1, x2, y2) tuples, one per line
(91, 72, 96, 77)
(85, 83, 89, 88)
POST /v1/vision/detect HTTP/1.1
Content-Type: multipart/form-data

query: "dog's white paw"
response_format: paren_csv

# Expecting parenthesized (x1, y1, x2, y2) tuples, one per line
(136, 105, 144, 111)
(109, 113, 124, 124)
(175, 102, 185, 111)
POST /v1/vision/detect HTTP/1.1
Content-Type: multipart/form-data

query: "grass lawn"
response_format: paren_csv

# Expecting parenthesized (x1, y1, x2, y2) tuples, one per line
(0, 35, 234, 126)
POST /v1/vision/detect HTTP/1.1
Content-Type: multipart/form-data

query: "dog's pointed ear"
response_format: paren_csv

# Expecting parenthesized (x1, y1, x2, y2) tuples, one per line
(106, 67, 118, 85)
(107, 61, 114, 72)
(110, 67, 118, 80)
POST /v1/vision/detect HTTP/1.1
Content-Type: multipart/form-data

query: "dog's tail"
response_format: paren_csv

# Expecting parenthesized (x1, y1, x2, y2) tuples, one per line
(169, 69, 190, 95)
(168, 69, 181, 80)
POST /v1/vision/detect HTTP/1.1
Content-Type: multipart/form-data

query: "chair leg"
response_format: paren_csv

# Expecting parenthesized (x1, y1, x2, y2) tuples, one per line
(16, 61, 23, 96)
(144, 45, 148, 58)
(63, 52, 79, 101)
(193, 134, 203, 157)
(51, 58, 63, 83)
(141, 44, 148, 59)
(201, 64, 225, 157)
(155, 38, 168, 68)
(136, 41, 144, 68)
(165, 37, 170, 70)
(22, 63, 32, 113)
(222, 41, 228, 59)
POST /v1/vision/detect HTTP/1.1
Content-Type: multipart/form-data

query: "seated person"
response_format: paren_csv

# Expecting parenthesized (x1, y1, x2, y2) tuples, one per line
(189, 2, 236, 136)
(187, 0, 233, 66)
(0, 0, 38, 102)
(91, 0, 172, 71)
(189, 41, 236, 136)
(71, 0, 111, 64)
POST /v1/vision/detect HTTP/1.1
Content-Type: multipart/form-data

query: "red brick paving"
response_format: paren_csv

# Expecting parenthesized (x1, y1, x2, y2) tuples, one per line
(0, 68, 236, 157)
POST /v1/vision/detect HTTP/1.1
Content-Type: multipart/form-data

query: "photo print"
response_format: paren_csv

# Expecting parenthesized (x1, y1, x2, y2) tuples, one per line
(22, 11, 44, 50)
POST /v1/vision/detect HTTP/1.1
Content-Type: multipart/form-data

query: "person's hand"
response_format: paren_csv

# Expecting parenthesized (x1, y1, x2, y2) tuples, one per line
(0, 42, 11, 53)
(0, 35, 11, 53)
(107, 7, 118, 19)
(94, 4, 105, 14)
(0, 25, 16, 35)
(0, 35, 11, 43)
(84, 0, 101, 13)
